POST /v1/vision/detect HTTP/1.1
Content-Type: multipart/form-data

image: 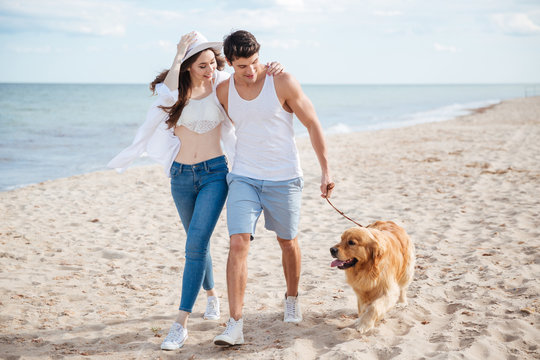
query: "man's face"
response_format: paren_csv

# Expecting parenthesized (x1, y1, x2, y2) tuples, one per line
(229, 53, 260, 83)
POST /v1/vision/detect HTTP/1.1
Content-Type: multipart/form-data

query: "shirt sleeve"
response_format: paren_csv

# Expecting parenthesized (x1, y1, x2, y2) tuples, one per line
(107, 86, 180, 173)
(155, 83, 179, 105)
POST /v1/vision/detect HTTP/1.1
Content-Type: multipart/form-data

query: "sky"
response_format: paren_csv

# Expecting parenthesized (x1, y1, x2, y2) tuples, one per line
(0, 0, 539, 84)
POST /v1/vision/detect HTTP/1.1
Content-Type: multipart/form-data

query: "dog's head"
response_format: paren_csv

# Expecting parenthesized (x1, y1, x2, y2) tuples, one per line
(330, 227, 384, 270)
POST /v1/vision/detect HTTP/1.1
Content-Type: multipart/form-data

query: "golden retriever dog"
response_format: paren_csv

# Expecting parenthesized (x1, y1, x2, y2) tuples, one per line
(330, 221, 415, 333)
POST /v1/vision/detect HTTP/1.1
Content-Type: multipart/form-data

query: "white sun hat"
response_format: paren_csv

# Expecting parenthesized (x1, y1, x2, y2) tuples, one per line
(182, 31, 222, 64)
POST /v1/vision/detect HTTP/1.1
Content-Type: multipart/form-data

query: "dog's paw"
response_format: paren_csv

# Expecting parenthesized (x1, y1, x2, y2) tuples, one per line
(396, 299, 408, 307)
(356, 324, 374, 334)
(397, 291, 408, 306)
(355, 320, 374, 334)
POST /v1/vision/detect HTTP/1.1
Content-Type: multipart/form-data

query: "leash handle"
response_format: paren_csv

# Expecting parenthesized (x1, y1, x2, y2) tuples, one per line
(325, 182, 364, 228)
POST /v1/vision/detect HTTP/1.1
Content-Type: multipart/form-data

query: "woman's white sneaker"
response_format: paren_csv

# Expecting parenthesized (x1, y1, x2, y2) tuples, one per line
(203, 296, 220, 320)
(160, 322, 188, 350)
(284, 294, 302, 323)
(213, 317, 244, 346)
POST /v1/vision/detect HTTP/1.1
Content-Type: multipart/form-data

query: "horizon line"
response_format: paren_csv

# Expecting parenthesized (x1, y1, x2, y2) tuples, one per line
(1, 81, 540, 86)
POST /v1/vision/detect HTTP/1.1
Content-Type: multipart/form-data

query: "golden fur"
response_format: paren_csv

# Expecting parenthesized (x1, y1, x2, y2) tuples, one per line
(330, 221, 415, 333)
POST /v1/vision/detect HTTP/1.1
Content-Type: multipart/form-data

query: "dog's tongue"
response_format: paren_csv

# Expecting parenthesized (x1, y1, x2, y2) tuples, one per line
(331, 259, 345, 267)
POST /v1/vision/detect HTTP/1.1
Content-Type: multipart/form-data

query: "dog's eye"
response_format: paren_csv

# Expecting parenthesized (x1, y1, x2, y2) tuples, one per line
(348, 240, 355, 246)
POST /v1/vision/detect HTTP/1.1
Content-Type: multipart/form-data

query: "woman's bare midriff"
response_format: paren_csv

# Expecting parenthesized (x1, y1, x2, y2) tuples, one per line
(174, 124, 224, 164)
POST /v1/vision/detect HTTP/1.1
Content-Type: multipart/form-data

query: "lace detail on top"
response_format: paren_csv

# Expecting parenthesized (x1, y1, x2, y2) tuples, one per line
(178, 93, 225, 134)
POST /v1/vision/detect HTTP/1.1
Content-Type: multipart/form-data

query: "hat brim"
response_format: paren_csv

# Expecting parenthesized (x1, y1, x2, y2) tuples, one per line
(182, 42, 223, 63)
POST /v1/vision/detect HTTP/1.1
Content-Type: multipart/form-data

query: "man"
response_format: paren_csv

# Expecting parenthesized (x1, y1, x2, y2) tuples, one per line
(213, 30, 333, 346)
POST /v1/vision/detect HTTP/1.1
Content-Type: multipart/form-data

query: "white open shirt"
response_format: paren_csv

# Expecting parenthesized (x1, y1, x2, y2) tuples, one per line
(107, 70, 236, 177)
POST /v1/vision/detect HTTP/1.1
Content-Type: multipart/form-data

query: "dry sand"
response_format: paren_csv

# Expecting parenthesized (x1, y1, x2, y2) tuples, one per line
(1, 97, 539, 359)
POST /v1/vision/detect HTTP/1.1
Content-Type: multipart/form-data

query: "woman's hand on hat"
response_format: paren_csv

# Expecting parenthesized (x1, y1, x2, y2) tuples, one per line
(177, 31, 198, 57)
(265, 61, 284, 76)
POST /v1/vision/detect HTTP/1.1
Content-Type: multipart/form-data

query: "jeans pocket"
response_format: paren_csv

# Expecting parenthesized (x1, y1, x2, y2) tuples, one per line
(208, 163, 228, 174)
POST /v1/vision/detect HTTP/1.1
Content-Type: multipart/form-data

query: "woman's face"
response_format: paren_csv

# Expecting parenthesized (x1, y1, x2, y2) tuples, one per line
(189, 49, 217, 82)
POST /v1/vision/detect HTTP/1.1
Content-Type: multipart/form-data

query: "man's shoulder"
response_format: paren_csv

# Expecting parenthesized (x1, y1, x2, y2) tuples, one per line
(272, 71, 296, 85)
(273, 72, 301, 97)
(216, 77, 230, 90)
(216, 78, 230, 100)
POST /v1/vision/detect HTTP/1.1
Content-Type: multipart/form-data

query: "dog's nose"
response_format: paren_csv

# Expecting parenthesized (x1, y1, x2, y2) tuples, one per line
(330, 247, 338, 257)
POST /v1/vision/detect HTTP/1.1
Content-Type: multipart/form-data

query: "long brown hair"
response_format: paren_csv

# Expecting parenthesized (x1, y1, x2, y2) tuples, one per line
(149, 48, 225, 129)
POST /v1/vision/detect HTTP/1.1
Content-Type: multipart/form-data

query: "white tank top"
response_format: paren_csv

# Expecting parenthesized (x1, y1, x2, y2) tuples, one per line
(228, 74, 302, 181)
(178, 92, 225, 134)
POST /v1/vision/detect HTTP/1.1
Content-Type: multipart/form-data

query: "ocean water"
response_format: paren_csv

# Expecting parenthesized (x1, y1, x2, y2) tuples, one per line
(0, 83, 538, 191)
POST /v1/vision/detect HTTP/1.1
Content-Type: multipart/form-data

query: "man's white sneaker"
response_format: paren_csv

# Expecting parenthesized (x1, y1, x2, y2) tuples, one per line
(160, 322, 188, 350)
(284, 294, 302, 323)
(203, 296, 220, 320)
(213, 317, 244, 346)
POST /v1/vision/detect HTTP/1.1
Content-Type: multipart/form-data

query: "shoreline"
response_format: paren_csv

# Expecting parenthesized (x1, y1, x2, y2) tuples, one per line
(1, 96, 539, 359)
(3, 96, 523, 193)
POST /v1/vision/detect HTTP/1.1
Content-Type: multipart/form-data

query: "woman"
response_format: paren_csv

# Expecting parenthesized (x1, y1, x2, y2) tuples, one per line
(108, 31, 283, 350)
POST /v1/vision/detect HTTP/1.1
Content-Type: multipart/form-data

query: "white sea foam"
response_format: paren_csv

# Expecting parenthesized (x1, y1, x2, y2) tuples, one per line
(296, 99, 501, 137)
(0, 83, 534, 191)
(326, 123, 354, 134)
(373, 99, 501, 131)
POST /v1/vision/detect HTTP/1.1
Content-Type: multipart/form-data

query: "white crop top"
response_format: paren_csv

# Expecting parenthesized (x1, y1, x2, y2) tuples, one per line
(178, 93, 225, 134)
(107, 70, 236, 178)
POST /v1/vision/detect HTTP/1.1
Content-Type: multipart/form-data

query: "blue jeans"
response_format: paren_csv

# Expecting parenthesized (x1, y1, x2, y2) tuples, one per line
(170, 155, 228, 313)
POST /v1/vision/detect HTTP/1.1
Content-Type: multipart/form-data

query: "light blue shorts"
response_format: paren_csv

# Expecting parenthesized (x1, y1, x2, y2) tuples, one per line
(226, 173, 304, 240)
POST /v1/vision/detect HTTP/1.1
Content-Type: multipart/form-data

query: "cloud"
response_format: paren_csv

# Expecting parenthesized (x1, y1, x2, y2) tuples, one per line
(86, 45, 101, 53)
(206, 0, 346, 34)
(14, 45, 52, 53)
(373, 10, 402, 17)
(264, 39, 301, 49)
(274, 0, 305, 12)
(134, 9, 184, 25)
(492, 13, 540, 36)
(0, 0, 127, 36)
(157, 40, 174, 52)
(273, 0, 350, 13)
(434, 42, 460, 53)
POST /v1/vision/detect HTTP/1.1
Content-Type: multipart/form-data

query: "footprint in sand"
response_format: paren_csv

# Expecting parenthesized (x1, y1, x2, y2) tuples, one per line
(101, 250, 127, 259)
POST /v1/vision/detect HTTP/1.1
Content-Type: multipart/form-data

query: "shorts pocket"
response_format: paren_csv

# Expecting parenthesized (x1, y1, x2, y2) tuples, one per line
(291, 177, 304, 191)
(226, 172, 234, 185)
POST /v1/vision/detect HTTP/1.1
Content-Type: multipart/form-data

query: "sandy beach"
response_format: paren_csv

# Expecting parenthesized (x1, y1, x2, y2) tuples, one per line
(1, 96, 539, 359)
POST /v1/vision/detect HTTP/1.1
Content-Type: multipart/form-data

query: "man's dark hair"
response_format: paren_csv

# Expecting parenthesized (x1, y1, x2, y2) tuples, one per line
(223, 30, 260, 62)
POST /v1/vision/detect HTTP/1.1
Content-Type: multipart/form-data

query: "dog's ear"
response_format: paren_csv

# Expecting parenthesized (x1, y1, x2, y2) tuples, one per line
(370, 242, 383, 261)
(370, 239, 386, 265)
(366, 241, 384, 280)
